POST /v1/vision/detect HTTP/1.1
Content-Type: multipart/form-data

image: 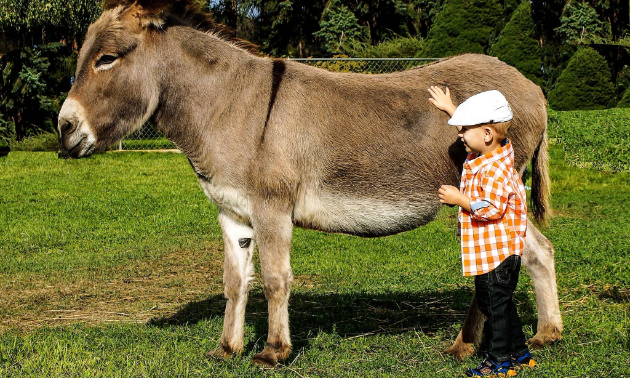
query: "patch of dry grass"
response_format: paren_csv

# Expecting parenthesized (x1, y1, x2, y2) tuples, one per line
(0, 248, 225, 331)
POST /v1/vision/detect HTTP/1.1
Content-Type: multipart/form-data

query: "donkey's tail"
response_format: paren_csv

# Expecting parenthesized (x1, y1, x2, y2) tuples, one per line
(530, 123, 551, 226)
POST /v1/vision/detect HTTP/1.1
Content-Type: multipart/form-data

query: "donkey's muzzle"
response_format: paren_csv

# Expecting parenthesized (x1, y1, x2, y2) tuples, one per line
(57, 116, 76, 159)
(57, 114, 96, 159)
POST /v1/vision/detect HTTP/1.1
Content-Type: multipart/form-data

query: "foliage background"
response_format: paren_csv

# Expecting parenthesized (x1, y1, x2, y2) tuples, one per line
(0, 0, 628, 139)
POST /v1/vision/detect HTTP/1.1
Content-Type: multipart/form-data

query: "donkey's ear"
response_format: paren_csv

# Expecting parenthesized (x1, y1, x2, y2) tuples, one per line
(103, 0, 173, 29)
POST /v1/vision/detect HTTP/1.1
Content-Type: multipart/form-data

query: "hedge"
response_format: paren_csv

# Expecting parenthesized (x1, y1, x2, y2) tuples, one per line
(547, 47, 616, 111)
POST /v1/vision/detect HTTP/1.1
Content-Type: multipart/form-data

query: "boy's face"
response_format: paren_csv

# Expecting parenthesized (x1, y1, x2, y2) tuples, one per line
(456, 125, 491, 154)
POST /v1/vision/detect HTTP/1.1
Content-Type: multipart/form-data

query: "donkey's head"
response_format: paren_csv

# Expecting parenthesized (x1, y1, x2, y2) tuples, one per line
(57, 0, 236, 158)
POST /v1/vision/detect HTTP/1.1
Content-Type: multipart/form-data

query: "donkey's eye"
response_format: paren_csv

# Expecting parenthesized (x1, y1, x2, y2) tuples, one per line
(95, 54, 118, 68)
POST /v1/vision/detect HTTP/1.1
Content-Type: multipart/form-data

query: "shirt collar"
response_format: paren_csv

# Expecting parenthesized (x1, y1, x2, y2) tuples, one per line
(463, 138, 514, 174)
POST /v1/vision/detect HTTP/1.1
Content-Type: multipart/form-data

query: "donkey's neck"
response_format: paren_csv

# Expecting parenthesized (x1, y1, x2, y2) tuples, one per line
(153, 27, 273, 177)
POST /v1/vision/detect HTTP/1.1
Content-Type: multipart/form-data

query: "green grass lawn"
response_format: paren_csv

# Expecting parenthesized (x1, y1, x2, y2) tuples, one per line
(0, 145, 628, 377)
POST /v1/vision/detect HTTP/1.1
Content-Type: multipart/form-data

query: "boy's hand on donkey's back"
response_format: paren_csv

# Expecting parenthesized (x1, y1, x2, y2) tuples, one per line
(428, 86, 457, 117)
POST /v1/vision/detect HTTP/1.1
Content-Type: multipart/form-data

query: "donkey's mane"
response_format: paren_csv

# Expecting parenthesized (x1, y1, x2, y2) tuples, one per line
(103, 0, 259, 53)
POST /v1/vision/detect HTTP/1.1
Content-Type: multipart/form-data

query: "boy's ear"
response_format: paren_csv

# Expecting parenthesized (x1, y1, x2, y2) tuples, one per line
(483, 126, 494, 142)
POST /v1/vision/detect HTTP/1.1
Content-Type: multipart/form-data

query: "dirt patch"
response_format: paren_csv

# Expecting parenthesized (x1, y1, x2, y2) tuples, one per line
(0, 248, 225, 331)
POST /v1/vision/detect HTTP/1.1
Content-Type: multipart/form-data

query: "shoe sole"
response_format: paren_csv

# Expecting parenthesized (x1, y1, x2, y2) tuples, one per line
(513, 359, 537, 371)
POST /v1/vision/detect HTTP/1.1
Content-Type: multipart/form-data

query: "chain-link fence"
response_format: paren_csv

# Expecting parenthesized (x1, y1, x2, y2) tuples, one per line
(119, 123, 175, 150)
(119, 58, 440, 150)
(287, 57, 439, 74)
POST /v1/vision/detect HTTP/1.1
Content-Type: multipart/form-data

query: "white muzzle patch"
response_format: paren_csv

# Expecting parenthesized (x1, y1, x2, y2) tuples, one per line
(58, 98, 97, 158)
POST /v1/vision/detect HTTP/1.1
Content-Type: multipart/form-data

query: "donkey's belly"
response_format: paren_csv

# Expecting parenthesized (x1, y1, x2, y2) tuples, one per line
(292, 189, 440, 237)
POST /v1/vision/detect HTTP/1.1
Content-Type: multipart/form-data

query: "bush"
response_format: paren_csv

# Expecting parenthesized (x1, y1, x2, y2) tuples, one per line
(489, 1, 542, 86)
(616, 66, 630, 107)
(420, 0, 502, 58)
(9, 132, 59, 152)
(547, 108, 629, 172)
(547, 47, 616, 110)
(356, 37, 424, 58)
(309, 54, 370, 73)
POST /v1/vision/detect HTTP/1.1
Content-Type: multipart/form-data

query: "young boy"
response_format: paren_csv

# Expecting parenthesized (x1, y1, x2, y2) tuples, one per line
(428, 87, 536, 377)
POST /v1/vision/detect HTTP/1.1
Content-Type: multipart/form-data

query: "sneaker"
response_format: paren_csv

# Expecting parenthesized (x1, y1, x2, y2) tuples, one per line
(465, 358, 516, 377)
(511, 351, 536, 370)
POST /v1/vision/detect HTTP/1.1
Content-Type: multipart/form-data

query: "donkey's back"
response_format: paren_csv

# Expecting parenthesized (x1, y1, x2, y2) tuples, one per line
(271, 54, 547, 236)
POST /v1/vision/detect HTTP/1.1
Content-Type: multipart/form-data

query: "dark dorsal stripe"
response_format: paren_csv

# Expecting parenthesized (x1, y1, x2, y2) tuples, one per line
(260, 59, 286, 145)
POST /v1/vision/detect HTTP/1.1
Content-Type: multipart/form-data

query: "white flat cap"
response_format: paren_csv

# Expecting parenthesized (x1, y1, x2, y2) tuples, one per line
(448, 90, 513, 126)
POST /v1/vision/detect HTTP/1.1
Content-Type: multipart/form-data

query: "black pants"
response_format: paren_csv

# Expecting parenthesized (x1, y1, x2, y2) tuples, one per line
(475, 255, 528, 361)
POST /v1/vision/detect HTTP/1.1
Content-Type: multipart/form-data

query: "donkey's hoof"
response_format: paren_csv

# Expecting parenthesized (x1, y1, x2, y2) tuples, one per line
(252, 344, 291, 367)
(528, 323, 562, 348)
(528, 331, 562, 348)
(205, 344, 236, 360)
(445, 342, 475, 361)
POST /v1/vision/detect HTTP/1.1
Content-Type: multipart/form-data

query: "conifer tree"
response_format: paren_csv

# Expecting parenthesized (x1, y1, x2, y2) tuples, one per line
(314, 0, 369, 54)
(618, 88, 630, 108)
(420, 0, 502, 58)
(490, 1, 542, 86)
(548, 48, 616, 110)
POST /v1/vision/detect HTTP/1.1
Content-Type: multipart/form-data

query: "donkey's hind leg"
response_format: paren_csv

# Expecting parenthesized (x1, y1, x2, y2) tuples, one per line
(206, 212, 255, 359)
(522, 220, 562, 347)
(445, 291, 485, 360)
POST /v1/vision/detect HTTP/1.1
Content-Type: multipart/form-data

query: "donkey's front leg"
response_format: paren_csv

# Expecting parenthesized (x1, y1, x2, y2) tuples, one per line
(250, 207, 294, 366)
(206, 212, 255, 359)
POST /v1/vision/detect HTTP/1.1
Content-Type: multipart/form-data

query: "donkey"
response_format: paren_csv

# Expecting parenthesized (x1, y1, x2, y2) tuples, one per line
(57, 0, 562, 366)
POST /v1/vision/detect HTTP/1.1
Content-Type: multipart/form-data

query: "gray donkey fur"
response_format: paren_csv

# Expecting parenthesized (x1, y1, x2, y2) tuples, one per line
(57, 0, 562, 366)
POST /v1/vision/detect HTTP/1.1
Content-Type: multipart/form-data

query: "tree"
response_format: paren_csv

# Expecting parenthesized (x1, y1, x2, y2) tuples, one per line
(412, 0, 445, 38)
(314, 0, 369, 53)
(228, 0, 423, 56)
(555, 2, 609, 44)
(531, 0, 566, 46)
(588, 0, 630, 42)
(0, 0, 102, 50)
(421, 0, 503, 58)
(344, 0, 418, 44)
(0, 43, 75, 141)
(547, 47, 616, 110)
(226, 0, 328, 57)
(490, 1, 543, 86)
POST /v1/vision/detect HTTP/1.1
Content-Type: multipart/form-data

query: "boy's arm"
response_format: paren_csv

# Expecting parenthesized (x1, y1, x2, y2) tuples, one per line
(468, 175, 511, 221)
(428, 86, 457, 117)
(439, 175, 512, 221)
(438, 185, 472, 212)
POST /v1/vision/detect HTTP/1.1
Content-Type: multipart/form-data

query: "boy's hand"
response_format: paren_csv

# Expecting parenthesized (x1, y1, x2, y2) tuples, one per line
(428, 86, 457, 117)
(438, 185, 471, 211)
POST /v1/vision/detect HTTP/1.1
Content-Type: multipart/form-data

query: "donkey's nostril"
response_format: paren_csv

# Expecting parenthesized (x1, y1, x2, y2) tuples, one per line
(58, 117, 75, 135)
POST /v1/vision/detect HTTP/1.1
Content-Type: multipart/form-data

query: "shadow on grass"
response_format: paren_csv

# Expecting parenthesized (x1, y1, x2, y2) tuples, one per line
(148, 288, 538, 353)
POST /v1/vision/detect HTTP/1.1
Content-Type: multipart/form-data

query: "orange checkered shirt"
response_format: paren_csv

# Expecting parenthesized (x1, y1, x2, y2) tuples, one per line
(458, 139, 527, 276)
